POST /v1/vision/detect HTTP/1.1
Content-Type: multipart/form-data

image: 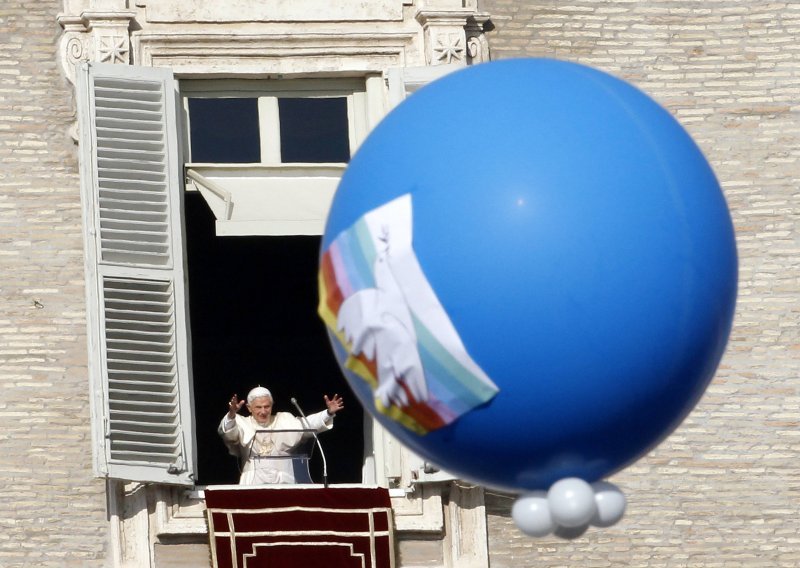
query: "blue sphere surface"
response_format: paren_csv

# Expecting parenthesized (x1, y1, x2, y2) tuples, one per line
(320, 58, 737, 492)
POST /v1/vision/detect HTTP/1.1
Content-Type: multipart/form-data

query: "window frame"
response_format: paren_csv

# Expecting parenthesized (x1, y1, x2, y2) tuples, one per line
(180, 77, 369, 167)
(179, 78, 370, 237)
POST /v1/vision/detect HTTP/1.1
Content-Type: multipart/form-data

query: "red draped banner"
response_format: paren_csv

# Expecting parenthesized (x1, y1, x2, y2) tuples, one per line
(205, 485, 394, 568)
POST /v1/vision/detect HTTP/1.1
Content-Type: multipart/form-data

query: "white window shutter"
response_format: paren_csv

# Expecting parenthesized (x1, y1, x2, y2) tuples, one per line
(76, 62, 196, 486)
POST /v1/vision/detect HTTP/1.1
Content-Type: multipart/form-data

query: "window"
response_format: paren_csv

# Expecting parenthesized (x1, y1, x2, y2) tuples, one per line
(76, 62, 460, 491)
(187, 95, 350, 164)
(188, 98, 261, 163)
(182, 78, 363, 165)
(186, 96, 353, 164)
(278, 97, 350, 163)
(181, 79, 369, 485)
(181, 79, 367, 236)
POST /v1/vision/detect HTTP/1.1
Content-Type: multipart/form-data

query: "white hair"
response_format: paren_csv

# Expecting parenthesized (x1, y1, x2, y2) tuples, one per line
(246, 386, 272, 404)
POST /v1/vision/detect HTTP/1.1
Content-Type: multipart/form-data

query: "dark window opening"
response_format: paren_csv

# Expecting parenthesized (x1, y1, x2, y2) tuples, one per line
(279, 97, 350, 163)
(188, 97, 261, 163)
(185, 192, 364, 485)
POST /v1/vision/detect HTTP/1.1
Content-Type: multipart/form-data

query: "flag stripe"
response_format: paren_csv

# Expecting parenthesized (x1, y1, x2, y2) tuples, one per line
(413, 315, 499, 412)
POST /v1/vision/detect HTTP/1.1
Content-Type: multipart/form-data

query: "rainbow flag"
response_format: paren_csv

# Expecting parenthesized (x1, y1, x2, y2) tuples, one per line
(318, 194, 499, 435)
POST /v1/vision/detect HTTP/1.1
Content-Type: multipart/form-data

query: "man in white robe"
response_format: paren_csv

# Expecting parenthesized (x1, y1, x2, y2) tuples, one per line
(218, 386, 344, 485)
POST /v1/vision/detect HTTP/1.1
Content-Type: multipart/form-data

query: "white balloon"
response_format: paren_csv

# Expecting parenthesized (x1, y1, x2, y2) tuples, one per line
(547, 478, 597, 528)
(554, 523, 589, 540)
(590, 481, 626, 527)
(512, 492, 556, 537)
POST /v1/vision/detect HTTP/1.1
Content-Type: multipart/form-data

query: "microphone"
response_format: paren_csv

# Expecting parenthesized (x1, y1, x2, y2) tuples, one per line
(291, 397, 329, 488)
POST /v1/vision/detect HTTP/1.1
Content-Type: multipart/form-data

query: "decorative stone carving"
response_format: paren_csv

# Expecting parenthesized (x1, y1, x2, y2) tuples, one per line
(96, 34, 129, 64)
(57, 16, 90, 84)
(66, 35, 88, 63)
(57, 9, 135, 84)
(433, 33, 465, 64)
(465, 15, 491, 64)
(416, 8, 489, 67)
(133, 32, 419, 76)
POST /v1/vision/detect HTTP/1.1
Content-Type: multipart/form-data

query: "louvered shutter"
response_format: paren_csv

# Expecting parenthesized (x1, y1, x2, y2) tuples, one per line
(76, 62, 196, 485)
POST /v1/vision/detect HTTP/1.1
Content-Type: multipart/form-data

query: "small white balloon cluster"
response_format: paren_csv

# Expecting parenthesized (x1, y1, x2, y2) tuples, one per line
(511, 478, 626, 539)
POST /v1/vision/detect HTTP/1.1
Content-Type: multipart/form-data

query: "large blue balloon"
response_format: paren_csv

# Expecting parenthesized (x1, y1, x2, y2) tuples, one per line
(320, 58, 737, 492)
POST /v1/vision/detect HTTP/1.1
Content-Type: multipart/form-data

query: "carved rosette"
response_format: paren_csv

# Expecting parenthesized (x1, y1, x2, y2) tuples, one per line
(95, 33, 130, 64)
(416, 9, 491, 67)
(432, 32, 465, 65)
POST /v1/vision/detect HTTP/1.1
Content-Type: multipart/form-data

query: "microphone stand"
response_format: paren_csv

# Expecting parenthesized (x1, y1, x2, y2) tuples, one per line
(291, 397, 329, 488)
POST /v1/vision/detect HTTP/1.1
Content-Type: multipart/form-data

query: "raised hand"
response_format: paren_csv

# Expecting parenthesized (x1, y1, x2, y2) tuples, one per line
(227, 394, 245, 419)
(324, 393, 344, 416)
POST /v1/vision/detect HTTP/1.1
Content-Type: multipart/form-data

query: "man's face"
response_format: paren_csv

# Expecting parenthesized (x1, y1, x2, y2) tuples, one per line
(247, 396, 273, 424)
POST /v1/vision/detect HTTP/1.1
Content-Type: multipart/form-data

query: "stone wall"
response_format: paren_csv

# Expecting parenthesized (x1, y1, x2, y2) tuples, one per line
(0, 0, 108, 566)
(479, 1, 800, 566)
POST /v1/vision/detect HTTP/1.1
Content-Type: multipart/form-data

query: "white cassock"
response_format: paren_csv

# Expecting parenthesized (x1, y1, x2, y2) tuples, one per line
(218, 411, 333, 485)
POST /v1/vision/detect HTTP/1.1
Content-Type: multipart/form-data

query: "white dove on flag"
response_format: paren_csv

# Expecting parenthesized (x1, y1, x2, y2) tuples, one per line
(337, 228, 429, 408)
(319, 193, 499, 433)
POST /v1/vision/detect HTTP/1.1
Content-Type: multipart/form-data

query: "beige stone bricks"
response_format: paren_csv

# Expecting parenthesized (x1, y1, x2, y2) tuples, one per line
(0, 0, 108, 566)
